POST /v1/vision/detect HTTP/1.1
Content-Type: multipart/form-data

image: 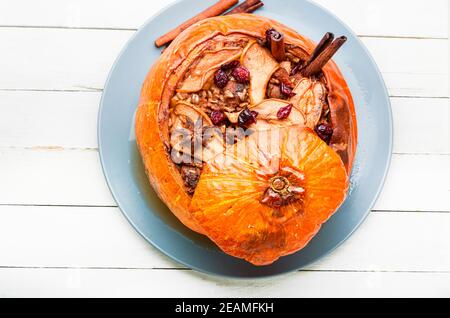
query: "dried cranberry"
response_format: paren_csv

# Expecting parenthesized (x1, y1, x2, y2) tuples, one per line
(232, 66, 250, 83)
(210, 110, 226, 126)
(280, 83, 296, 97)
(251, 110, 259, 119)
(277, 104, 293, 119)
(238, 108, 257, 127)
(314, 123, 333, 144)
(214, 69, 229, 88)
(221, 60, 240, 70)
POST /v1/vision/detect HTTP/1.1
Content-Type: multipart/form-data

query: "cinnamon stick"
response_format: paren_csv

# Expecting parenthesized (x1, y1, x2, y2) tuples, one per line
(307, 32, 334, 64)
(270, 30, 286, 62)
(225, 0, 262, 15)
(155, 0, 238, 47)
(244, 1, 264, 13)
(301, 36, 347, 77)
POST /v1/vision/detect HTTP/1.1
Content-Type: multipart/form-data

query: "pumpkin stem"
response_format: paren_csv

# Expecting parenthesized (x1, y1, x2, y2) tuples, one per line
(269, 176, 290, 195)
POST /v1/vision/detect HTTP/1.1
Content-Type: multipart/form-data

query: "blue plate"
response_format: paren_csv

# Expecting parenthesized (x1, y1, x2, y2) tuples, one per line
(98, 0, 392, 278)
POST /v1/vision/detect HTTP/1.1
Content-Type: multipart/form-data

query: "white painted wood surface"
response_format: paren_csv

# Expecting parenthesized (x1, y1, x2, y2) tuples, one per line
(0, 28, 447, 97)
(0, 0, 448, 297)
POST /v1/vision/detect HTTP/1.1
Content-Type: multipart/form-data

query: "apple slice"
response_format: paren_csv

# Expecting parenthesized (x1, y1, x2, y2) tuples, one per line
(178, 47, 242, 93)
(174, 101, 213, 126)
(241, 42, 279, 105)
(249, 99, 305, 129)
(172, 102, 224, 163)
(289, 78, 325, 128)
(201, 128, 225, 162)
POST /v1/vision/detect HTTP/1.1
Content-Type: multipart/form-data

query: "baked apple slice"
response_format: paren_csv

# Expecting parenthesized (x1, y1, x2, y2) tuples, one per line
(249, 99, 305, 129)
(178, 47, 243, 93)
(289, 78, 326, 129)
(241, 42, 279, 104)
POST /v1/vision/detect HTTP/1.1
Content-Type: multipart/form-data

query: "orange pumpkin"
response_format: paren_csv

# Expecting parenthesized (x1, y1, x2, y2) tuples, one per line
(135, 14, 357, 265)
(191, 126, 348, 265)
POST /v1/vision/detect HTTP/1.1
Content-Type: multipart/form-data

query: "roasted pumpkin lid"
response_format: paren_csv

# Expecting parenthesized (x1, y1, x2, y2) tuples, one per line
(190, 125, 348, 265)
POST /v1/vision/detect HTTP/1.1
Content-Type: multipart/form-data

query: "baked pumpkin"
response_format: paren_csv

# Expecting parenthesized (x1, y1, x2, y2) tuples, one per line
(135, 14, 357, 265)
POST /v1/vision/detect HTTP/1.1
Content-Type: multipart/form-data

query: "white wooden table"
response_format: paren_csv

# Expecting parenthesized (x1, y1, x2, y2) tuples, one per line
(0, 0, 448, 297)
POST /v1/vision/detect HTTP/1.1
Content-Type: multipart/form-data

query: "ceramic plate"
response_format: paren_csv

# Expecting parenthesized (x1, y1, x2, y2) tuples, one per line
(98, 0, 392, 278)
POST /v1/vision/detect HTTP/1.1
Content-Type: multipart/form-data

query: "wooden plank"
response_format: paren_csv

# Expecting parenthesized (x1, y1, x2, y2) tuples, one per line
(360, 37, 448, 98)
(0, 267, 448, 297)
(0, 148, 114, 206)
(0, 206, 448, 272)
(0, 206, 177, 270)
(0, 28, 447, 97)
(1, 91, 448, 154)
(391, 97, 450, 154)
(0, 0, 447, 38)
(0, 149, 448, 211)
(315, 0, 448, 39)
(0, 91, 100, 149)
(0, 28, 131, 91)
(374, 154, 450, 212)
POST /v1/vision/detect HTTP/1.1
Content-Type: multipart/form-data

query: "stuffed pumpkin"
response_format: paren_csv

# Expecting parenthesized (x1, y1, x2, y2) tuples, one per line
(136, 14, 357, 265)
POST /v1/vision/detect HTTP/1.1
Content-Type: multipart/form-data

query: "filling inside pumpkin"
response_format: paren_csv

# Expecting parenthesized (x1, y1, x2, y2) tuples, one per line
(168, 31, 335, 196)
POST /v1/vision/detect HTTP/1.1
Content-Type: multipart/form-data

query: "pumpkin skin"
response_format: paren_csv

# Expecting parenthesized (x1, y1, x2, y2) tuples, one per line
(191, 126, 349, 265)
(135, 14, 357, 263)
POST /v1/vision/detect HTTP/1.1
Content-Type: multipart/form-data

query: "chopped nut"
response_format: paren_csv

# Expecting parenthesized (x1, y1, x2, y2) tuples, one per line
(225, 111, 240, 124)
(237, 91, 247, 101)
(280, 61, 292, 75)
(269, 78, 280, 84)
(209, 103, 221, 111)
(211, 86, 220, 95)
(224, 90, 234, 99)
(285, 52, 300, 63)
(191, 94, 199, 104)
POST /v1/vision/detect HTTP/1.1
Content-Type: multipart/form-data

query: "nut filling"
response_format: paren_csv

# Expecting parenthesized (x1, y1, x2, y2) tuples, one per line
(168, 30, 340, 196)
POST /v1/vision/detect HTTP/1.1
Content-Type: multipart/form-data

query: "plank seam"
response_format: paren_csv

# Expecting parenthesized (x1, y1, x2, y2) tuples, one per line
(0, 25, 448, 41)
(0, 265, 448, 274)
(0, 88, 101, 93)
(0, 203, 448, 213)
